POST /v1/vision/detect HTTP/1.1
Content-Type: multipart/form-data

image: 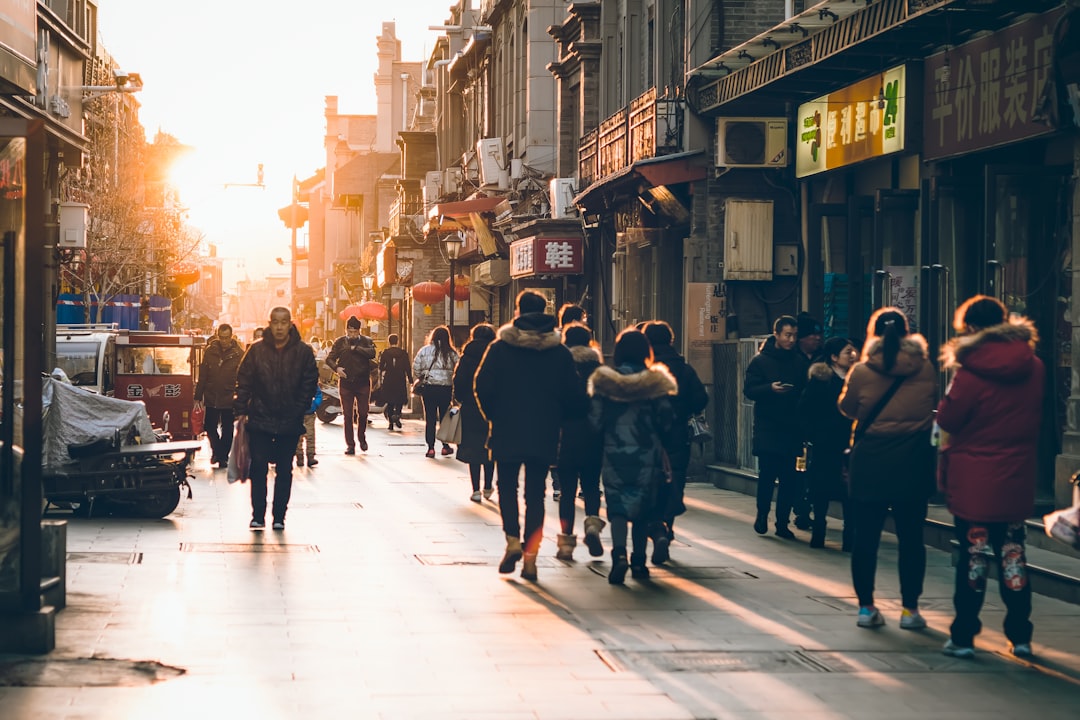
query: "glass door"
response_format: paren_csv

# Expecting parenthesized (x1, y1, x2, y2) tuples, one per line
(873, 189, 921, 331)
(807, 196, 873, 341)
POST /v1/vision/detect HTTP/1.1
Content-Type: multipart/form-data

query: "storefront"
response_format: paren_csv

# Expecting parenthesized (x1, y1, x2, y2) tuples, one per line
(507, 220, 586, 315)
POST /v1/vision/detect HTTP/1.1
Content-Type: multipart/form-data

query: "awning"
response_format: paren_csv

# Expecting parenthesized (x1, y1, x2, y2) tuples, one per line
(572, 150, 706, 211)
(425, 196, 505, 256)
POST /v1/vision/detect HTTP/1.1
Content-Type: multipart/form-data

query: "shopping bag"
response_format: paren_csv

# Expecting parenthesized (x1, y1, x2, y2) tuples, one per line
(1043, 477, 1080, 550)
(227, 417, 251, 484)
(436, 406, 462, 445)
(688, 413, 712, 442)
(190, 405, 205, 436)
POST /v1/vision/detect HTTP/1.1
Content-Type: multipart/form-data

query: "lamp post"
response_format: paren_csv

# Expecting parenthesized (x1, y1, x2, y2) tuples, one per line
(277, 176, 308, 313)
(443, 232, 464, 334)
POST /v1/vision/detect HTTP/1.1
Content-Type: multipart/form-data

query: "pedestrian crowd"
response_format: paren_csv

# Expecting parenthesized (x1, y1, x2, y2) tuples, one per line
(211, 290, 1044, 661)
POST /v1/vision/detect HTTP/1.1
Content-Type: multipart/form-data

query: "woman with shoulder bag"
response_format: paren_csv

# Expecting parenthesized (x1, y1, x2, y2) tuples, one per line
(412, 325, 460, 458)
(454, 323, 496, 502)
(838, 307, 937, 631)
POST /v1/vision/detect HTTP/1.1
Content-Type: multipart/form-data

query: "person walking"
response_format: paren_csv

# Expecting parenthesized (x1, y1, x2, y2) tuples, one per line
(324, 316, 377, 454)
(413, 325, 459, 458)
(743, 315, 806, 539)
(555, 322, 605, 560)
(295, 378, 321, 468)
(588, 328, 677, 584)
(796, 336, 857, 549)
(937, 296, 1044, 659)
(475, 290, 585, 581)
(548, 303, 588, 501)
(642, 320, 709, 562)
(378, 333, 412, 430)
(194, 323, 244, 469)
(792, 312, 825, 530)
(839, 307, 937, 630)
(234, 307, 318, 531)
(453, 323, 496, 502)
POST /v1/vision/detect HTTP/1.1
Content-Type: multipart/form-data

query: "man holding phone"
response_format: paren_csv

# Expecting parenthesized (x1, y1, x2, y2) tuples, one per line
(743, 315, 806, 539)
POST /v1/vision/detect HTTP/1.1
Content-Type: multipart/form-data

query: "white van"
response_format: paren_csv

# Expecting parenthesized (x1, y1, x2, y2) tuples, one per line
(55, 324, 119, 395)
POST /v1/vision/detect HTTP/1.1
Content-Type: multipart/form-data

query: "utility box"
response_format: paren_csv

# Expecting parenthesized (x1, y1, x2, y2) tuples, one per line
(723, 199, 774, 281)
(774, 244, 799, 276)
(58, 201, 89, 249)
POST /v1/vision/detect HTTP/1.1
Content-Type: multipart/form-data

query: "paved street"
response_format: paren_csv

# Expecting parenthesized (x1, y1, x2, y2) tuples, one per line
(3, 416, 1079, 719)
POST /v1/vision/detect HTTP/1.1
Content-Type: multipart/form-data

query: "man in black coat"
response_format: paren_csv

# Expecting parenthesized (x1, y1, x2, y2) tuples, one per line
(475, 291, 587, 581)
(324, 316, 377, 453)
(194, 323, 244, 469)
(234, 307, 319, 531)
(743, 315, 805, 539)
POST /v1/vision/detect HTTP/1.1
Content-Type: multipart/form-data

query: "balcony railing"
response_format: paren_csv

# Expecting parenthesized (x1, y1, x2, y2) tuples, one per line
(579, 88, 683, 186)
(389, 193, 425, 238)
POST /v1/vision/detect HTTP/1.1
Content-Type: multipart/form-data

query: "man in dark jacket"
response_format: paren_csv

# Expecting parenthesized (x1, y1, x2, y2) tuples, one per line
(234, 307, 318, 531)
(643, 321, 709, 560)
(194, 323, 244, 469)
(792, 312, 825, 530)
(324, 316, 377, 453)
(743, 315, 805, 539)
(475, 290, 587, 581)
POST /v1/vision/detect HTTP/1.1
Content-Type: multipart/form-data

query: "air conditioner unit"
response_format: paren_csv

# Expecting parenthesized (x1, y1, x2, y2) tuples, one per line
(716, 118, 788, 168)
(476, 138, 506, 186)
(443, 167, 463, 194)
(423, 170, 442, 206)
(472, 258, 511, 287)
(460, 151, 478, 185)
(549, 178, 577, 219)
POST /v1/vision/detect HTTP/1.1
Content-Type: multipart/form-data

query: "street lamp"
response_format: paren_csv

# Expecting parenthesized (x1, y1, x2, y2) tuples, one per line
(362, 274, 374, 299)
(443, 231, 464, 332)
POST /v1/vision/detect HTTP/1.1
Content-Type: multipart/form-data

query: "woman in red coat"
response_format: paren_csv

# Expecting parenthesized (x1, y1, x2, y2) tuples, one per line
(937, 295, 1044, 660)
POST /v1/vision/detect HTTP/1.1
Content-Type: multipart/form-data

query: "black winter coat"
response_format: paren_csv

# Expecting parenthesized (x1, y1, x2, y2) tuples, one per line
(797, 362, 851, 500)
(557, 344, 604, 471)
(743, 336, 805, 457)
(453, 338, 493, 465)
(325, 334, 376, 390)
(474, 313, 587, 464)
(234, 326, 319, 437)
(378, 346, 412, 407)
(651, 344, 709, 470)
(194, 337, 244, 409)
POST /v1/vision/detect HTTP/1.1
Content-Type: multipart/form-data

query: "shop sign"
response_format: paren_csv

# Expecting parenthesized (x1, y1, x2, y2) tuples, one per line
(922, 8, 1062, 161)
(509, 236, 583, 278)
(796, 65, 907, 178)
(885, 266, 919, 332)
(684, 283, 726, 384)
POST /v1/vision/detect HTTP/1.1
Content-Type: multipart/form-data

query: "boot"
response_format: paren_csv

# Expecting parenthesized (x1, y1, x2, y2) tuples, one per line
(650, 523, 670, 565)
(556, 533, 577, 561)
(810, 520, 826, 549)
(521, 552, 538, 581)
(498, 535, 523, 574)
(753, 510, 768, 535)
(583, 516, 606, 557)
(630, 552, 650, 580)
(608, 547, 628, 585)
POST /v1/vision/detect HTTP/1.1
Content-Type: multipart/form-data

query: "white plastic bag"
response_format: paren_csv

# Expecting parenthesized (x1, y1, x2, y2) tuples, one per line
(1043, 479, 1080, 550)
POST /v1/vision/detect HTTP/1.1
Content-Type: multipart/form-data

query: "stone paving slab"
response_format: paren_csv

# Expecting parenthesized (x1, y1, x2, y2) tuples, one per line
(2, 417, 1078, 719)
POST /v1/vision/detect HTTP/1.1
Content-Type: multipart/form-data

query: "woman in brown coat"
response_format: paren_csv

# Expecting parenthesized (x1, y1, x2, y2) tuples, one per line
(838, 307, 937, 631)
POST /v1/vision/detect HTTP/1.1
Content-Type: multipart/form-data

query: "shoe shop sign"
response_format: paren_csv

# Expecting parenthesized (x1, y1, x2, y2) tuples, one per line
(510, 236, 583, 278)
(922, 7, 1062, 161)
(796, 65, 908, 178)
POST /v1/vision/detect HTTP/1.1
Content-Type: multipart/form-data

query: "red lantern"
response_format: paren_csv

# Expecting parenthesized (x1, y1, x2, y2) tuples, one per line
(391, 301, 401, 320)
(359, 301, 388, 321)
(412, 281, 445, 315)
(442, 274, 471, 301)
(300, 317, 316, 329)
(339, 303, 364, 321)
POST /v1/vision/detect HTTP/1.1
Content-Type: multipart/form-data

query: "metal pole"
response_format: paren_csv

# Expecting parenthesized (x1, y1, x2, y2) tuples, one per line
(290, 175, 297, 311)
(448, 259, 455, 331)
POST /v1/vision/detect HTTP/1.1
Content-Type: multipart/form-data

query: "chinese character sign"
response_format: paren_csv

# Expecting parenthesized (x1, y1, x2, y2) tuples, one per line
(923, 8, 1060, 160)
(510, 236, 583, 278)
(796, 65, 907, 178)
(885, 266, 919, 332)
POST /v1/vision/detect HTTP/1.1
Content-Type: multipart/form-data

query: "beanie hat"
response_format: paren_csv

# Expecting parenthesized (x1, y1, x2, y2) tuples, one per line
(346, 316, 361, 329)
(796, 312, 822, 339)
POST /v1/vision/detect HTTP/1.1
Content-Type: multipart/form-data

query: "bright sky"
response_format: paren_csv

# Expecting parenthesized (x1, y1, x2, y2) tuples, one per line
(96, 1, 456, 291)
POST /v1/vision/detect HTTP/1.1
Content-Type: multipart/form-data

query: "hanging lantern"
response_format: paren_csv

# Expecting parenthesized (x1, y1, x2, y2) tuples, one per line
(412, 281, 445, 315)
(442, 274, 471, 301)
(300, 317, 316, 330)
(391, 301, 401, 320)
(168, 261, 201, 287)
(339, 303, 364, 321)
(358, 301, 388, 321)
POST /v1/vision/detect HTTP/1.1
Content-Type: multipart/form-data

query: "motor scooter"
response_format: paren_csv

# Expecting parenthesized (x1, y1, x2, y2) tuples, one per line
(315, 378, 386, 424)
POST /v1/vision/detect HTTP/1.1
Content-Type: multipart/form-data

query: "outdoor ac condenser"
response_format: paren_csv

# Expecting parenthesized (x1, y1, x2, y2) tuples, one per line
(716, 118, 788, 168)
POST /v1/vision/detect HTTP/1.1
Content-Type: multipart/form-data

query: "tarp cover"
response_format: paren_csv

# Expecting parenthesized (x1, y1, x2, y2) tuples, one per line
(42, 377, 155, 469)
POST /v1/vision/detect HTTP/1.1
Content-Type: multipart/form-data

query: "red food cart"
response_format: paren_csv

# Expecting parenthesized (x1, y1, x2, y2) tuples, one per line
(113, 331, 206, 439)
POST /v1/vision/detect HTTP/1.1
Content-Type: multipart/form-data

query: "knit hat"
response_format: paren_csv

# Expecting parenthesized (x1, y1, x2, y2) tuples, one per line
(796, 312, 822, 339)
(346, 316, 361, 329)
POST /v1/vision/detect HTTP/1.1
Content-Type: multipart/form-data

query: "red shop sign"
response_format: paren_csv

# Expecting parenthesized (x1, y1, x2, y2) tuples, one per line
(509, 236, 583, 278)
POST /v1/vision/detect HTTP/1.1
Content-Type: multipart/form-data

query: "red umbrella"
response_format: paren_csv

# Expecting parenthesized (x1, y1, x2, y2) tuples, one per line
(359, 301, 388, 321)
(442, 274, 471, 301)
(339, 303, 364, 320)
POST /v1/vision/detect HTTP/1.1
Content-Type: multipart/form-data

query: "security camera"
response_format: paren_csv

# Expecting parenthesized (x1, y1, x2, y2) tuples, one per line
(113, 69, 129, 85)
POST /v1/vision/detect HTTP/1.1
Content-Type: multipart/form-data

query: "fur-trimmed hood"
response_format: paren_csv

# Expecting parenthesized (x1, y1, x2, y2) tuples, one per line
(588, 363, 677, 402)
(497, 312, 562, 351)
(808, 360, 840, 382)
(569, 344, 603, 365)
(939, 317, 1039, 382)
(862, 334, 930, 377)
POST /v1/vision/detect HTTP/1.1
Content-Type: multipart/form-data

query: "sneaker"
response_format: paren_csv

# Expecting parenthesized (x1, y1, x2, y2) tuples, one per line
(441, 444, 453, 456)
(651, 534, 670, 565)
(272, 521, 285, 531)
(307, 457, 318, 468)
(775, 526, 796, 540)
(753, 513, 768, 535)
(899, 608, 927, 630)
(470, 491, 482, 503)
(552, 490, 562, 501)
(942, 640, 975, 659)
(482, 487, 494, 500)
(1010, 642, 1033, 658)
(359, 436, 368, 452)
(425, 448, 436, 458)
(345, 447, 356, 456)
(249, 519, 265, 530)
(856, 606, 885, 628)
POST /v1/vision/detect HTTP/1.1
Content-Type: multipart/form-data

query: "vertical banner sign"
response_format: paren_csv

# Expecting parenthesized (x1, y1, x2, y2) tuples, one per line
(685, 282, 726, 384)
(885, 266, 919, 331)
(796, 65, 907, 178)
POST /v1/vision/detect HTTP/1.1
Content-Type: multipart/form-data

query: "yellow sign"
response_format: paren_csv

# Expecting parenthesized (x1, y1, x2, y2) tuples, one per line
(796, 65, 907, 178)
